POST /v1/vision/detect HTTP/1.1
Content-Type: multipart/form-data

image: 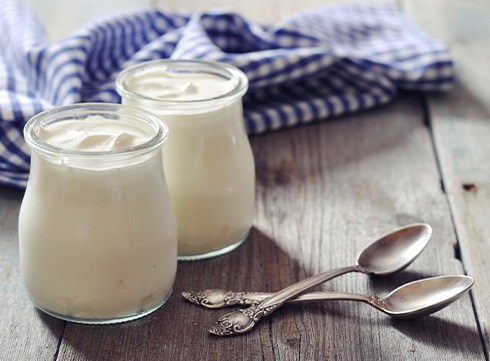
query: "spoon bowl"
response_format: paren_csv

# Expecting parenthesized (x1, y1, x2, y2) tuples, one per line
(356, 223, 432, 275)
(381, 275, 474, 319)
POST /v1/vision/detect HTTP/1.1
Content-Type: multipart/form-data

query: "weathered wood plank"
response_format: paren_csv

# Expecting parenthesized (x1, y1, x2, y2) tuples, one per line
(403, 0, 490, 354)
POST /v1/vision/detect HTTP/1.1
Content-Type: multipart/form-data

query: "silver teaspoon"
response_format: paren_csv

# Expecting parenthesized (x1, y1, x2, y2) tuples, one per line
(183, 275, 474, 319)
(208, 223, 432, 336)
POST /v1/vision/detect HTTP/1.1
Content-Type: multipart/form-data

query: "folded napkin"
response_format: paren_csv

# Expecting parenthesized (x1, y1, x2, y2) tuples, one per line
(0, 0, 453, 188)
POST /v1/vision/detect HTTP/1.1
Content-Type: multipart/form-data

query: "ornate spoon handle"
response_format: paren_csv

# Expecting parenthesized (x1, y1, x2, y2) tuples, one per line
(182, 289, 372, 308)
(181, 289, 273, 308)
(209, 265, 360, 335)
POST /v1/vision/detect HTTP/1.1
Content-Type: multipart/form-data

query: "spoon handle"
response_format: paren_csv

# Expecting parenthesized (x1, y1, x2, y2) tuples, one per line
(184, 289, 371, 307)
(258, 265, 358, 309)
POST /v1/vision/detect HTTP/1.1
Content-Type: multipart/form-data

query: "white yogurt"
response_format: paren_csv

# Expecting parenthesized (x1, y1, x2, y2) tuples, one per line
(124, 67, 237, 101)
(117, 60, 255, 260)
(38, 115, 150, 151)
(19, 105, 177, 323)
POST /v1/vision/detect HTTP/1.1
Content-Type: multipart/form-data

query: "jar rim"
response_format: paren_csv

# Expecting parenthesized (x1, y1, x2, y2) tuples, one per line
(24, 103, 168, 158)
(115, 59, 248, 107)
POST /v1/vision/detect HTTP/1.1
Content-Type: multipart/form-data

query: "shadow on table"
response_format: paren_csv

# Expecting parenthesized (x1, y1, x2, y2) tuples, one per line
(174, 226, 306, 292)
(391, 316, 485, 356)
(36, 308, 66, 335)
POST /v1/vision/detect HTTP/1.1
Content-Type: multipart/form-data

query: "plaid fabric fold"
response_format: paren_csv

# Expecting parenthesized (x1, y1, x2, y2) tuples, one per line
(0, 0, 454, 188)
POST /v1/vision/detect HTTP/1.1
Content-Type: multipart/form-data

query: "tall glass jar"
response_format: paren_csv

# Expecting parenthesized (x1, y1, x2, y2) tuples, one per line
(19, 103, 177, 324)
(116, 60, 255, 261)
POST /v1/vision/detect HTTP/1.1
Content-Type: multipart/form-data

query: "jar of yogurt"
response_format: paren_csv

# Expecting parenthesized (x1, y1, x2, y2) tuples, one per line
(116, 60, 255, 261)
(19, 103, 177, 324)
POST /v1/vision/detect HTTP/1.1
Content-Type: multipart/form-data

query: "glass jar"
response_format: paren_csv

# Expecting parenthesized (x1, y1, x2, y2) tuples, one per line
(116, 60, 255, 261)
(19, 103, 177, 324)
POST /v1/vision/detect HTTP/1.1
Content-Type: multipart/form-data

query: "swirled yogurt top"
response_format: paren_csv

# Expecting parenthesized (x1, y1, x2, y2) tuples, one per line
(38, 115, 151, 151)
(125, 67, 237, 101)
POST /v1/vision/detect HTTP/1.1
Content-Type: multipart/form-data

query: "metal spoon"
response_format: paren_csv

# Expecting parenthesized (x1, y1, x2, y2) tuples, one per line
(207, 223, 432, 336)
(183, 275, 474, 320)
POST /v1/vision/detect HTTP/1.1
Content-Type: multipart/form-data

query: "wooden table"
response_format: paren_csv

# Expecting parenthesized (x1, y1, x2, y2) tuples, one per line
(2, 0, 489, 359)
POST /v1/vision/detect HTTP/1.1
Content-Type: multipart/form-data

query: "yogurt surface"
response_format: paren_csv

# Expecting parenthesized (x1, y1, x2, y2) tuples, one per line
(38, 115, 150, 151)
(125, 67, 237, 101)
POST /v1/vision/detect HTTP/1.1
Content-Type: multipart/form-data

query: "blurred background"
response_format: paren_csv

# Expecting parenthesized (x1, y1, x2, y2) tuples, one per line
(22, 0, 395, 40)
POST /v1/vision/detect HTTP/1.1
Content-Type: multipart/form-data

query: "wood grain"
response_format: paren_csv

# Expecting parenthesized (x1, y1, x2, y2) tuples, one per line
(0, 0, 487, 360)
(403, 0, 490, 354)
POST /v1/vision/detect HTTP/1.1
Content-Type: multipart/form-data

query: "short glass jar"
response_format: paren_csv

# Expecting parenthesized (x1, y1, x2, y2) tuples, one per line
(19, 103, 177, 324)
(116, 60, 255, 261)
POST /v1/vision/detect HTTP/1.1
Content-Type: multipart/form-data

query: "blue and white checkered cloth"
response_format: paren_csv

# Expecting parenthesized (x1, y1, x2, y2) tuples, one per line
(0, 0, 454, 188)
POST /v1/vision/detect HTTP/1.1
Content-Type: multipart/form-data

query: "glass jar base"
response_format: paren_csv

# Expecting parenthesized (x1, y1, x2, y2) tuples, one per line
(33, 290, 172, 324)
(177, 231, 249, 261)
